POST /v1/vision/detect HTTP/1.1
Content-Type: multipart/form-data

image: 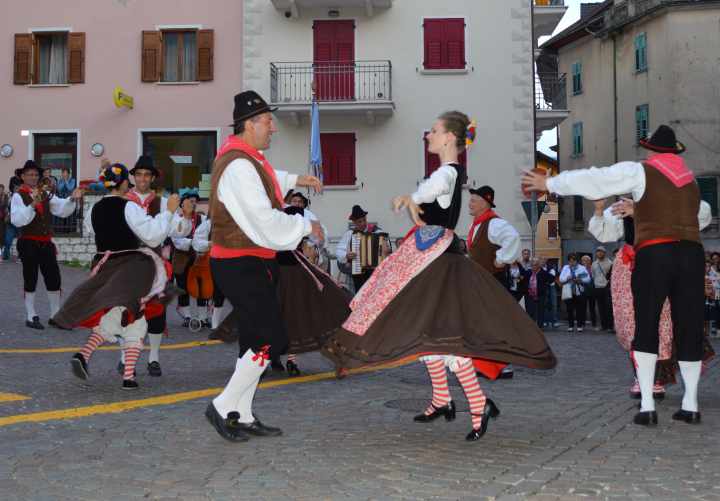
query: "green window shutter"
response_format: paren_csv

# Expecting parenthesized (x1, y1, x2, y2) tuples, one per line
(698, 177, 718, 217)
(572, 122, 583, 156)
(572, 62, 582, 94)
(636, 104, 649, 144)
(635, 33, 647, 72)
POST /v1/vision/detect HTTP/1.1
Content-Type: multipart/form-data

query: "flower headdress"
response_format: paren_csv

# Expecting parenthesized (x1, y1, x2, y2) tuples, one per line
(465, 120, 477, 148)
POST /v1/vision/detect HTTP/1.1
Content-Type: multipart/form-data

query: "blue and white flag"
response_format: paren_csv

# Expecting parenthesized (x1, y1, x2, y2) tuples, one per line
(309, 100, 322, 181)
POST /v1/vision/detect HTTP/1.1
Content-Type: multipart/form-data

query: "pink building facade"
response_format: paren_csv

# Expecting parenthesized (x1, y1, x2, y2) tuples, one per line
(0, 0, 242, 196)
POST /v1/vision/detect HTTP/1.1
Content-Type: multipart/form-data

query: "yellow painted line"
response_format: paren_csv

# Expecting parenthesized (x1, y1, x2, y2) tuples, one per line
(0, 392, 30, 403)
(0, 358, 411, 427)
(0, 340, 222, 354)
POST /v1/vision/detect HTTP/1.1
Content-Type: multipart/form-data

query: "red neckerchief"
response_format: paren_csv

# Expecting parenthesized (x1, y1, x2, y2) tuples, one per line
(217, 136, 284, 206)
(126, 189, 156, 213)
(18, 184, 45, 215)
(645, 153, 693, 188)
(467, 210, 498, 250)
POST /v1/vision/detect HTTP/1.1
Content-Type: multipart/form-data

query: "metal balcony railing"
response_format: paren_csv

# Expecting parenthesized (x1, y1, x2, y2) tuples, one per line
(535, 72, 567, 111)
(534, 0, 565, 6)
(270, 60, 392, 104)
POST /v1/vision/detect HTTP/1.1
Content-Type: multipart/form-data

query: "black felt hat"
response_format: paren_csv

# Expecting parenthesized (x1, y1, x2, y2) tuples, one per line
(130, 155, 159, 177)
(230, 90, 278, 127)
(21, 160, 43, 175)
(639, 125, 686, 154)
(348, 205, 368, 221)
(469, 185, 496, 208)
(284, 206, 305, 217)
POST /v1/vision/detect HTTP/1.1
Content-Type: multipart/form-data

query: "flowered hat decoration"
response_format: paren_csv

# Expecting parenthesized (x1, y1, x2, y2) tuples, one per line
(99, 162, 130, 188)
(465, 120, 477, 148)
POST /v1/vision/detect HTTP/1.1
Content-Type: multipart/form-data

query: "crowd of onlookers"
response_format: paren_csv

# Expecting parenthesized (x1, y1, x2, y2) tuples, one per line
(704, 252, 720, 337)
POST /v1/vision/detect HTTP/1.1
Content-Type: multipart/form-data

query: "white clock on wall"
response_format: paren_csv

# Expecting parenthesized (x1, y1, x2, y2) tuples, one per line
(90, 143, 105, 157)
(0, 144, 13, 158)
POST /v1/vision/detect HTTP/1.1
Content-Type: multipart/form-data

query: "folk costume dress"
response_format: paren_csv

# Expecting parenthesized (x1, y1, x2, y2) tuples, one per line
(322, 162, 556, 437)
(52, 195, 179, 387)
(546, 150, 709, 422)
(11, 184, 76, 328)
(588, 205, 715, 396)
(171, 208, 209, 326)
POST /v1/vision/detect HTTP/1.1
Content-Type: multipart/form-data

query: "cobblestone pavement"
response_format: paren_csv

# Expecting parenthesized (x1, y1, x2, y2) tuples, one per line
(1, 261, 719, 500)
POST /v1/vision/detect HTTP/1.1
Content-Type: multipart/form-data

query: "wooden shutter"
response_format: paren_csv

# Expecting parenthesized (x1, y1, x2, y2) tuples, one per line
(68, 32, 85, 83)
(423, 18, 465, 70)
(321, 133, 356, 186)
(141, 30, 162, 82)
(197, 29, 214, 81)
(14, 34, 33, 84)
(547, 219, 558, 239)
(424, 132, 467, 178)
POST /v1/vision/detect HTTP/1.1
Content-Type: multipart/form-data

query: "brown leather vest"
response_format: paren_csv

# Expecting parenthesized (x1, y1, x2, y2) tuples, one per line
(147, 196, 161, 217)
(209, 150, 282, 249)
(469, 216, 503, 274)
(17, 190, 52, 238)
(634, 163, 701, 245)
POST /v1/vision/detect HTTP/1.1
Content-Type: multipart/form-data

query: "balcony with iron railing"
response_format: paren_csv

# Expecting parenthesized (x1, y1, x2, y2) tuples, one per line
(270, 0, 392, 18)
(270, 60, 394, 124)
(534, 0, 568, 40)
(535, 72, 570, 135)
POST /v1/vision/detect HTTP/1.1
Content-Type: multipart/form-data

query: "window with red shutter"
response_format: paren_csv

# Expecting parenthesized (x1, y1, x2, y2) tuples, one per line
(547, 219, 559, 239)
(321, 133, 356, 186)
(423, 18, 466, 70)
(424, 132, 467, 178)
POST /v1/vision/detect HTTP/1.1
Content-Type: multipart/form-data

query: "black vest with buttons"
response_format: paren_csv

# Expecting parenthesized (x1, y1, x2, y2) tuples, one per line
(91, 197, 140, 252)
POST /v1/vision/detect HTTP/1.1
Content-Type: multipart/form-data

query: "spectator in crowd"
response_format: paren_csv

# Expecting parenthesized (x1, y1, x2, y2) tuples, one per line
(560, 253, 591, 333)
(519, 248, 532, 270)
(580, 254, 597, 328)
(87, 158, 110, 194)
(56, 168, 76, 199)
(42, 168, 58, 192)
(704, 260, 718, 338)
(508, 261, 528, 302)
(542, 259, 560, 328)
(592, 246, 614, 332)
(336, 205, 387, 292)
(711, 252, 720, 273)
(0, 184, 7, 261)
(525, 258, 553, 328)
(3, 169, 22, 261)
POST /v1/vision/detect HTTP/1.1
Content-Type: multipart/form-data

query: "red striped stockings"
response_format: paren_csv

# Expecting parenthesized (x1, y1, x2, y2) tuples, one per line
(79, 332, 105, 362)
(123, 347, 141, 380)
(423, 359, 451, 415)
(454, 360, 487, 430)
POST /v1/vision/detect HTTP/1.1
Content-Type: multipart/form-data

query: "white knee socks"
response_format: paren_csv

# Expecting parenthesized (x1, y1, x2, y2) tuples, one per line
(633, 351, 658, 412)
(679, 361, 701, 412)
(148, 333, 163, 363)
(213, 349, 266, 419)
(24, 292, 37, 321)
(47, 290, 61, 317)
(211, 305, 225, 330)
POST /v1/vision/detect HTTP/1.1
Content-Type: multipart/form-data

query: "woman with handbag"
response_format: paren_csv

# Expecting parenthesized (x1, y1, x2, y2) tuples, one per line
(559, 253, 591, 332)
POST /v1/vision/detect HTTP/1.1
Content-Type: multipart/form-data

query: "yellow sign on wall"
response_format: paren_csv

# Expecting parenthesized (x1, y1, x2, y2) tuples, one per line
(113, 86, 134, 109)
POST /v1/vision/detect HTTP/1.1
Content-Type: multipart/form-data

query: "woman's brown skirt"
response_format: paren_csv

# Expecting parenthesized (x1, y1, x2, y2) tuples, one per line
(322, 253, 557, 370)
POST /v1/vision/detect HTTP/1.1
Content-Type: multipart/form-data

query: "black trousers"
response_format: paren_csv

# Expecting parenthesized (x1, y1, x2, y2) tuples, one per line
(632, 241, 705, 361)
(147, 310, 166, 335)
(210, 256, 288, 359)
(594, 286, 613, 330)
(526, 294, 545, 328)
(213, 287, 225, 308)
(17, 239, 61, 292)
(564, 296, 586, 328)
(352, 269, 373, 292)
(174, 270, 207, 308)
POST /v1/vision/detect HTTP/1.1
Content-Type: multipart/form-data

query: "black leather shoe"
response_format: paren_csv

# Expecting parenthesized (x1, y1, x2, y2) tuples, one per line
(672, 409, 701, 424)
(286, 360, 301, 377)
(230, 418, 283, 437)
(653, 391, 665, 401)
(498, 369, 514, 379)
(48, 318, 71, 330)
(633, 410, 658, 426)
(201, 319, 211, 329)
(70, 353, 89, 380)
(270, 358, 285, 373)
(205, 404, 249, 442)
(182, 317, 191, 328)
(122, 379, 139, 390)
(466, 398, 500, 441)
(414, 401, 456, 422)
(26, 316, 44, 330)
(147, 361, 162, 377)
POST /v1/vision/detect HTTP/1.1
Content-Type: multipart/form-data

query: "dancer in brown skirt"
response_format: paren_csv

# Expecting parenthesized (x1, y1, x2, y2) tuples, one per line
(322, 111, 556, 441)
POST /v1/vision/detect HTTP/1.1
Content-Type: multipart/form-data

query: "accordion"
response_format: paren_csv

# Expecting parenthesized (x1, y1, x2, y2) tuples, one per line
(351, 231, 390, 275)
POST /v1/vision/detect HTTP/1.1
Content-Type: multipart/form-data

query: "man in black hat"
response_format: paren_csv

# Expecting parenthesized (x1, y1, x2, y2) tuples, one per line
(10, 160, 83, 329)
(204, 89, 322, 442)
(523, 124, 706, 426)
(121, 154, 189, 377)
(335, 204, 385, 292)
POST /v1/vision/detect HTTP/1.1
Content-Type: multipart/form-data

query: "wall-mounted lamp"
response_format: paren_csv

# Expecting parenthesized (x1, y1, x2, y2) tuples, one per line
(90, 143, 105, 157)
(0, 144, 13, 158)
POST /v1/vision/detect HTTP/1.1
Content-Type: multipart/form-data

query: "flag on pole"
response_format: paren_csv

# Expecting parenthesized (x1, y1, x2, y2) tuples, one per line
(309, 99, 322, 181)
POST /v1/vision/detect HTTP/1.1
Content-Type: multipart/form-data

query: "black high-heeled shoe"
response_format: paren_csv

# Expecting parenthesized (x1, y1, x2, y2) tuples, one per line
(286, 360, 301, 377)
(466, 398, 500, 441)
(414, 401, 456, 422)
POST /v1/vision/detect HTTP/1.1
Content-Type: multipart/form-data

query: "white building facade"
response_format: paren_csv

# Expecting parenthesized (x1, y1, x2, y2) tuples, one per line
(243, 0, 567, 246)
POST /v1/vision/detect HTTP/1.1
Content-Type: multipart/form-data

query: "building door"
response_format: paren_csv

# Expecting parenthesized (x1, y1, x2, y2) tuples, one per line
(313, 20, 354, 101)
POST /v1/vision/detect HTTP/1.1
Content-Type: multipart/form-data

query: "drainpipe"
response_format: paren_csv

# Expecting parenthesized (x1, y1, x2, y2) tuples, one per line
(612, 34, 619, 163)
